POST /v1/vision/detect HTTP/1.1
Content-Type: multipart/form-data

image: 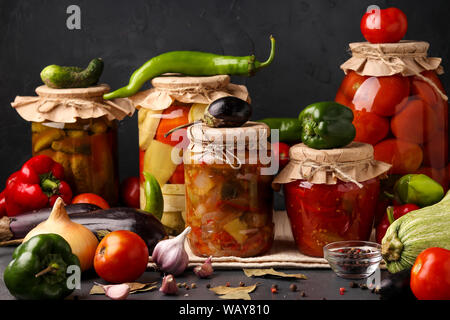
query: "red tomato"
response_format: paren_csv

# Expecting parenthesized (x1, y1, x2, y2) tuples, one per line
(120, 177, 140, 208)
(272, 142, 290, 169)
(94, 230, 149, 283)
(360, 7, 408, 43)
(352, 110, 389, 145)
(336, 71, 368, 101)
(352, 75, 410, 117)
(373, 139, 423, 175)
(72, 193, 110, 209)
(155, 105, 190, 147)
(411, 247, 450, 300)
(139, 149, 145, 184)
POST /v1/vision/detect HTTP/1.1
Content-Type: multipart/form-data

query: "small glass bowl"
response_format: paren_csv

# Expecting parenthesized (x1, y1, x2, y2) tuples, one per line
(323, 241, 382, 279)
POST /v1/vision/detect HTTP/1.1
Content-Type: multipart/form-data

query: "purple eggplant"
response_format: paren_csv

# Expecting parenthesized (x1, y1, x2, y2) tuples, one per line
(0, 206, 167, 254)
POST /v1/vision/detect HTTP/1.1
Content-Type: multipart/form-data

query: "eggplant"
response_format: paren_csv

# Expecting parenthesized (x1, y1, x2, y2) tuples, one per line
(1, 206, 167, 254)
(0, 203, 100, 241)
(378, 269, 416, 300)
(204, 96, 252, 128)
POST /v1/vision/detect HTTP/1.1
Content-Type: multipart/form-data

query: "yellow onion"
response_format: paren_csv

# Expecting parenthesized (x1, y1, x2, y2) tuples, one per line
(24, 197, 99, 271)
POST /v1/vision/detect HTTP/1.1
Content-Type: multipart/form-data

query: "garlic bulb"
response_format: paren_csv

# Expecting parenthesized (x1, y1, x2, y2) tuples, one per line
(193, 256, 213, 278)
(24, 197, 99, 271)
(95, 283, 130, 300)
(152, 226, 191, 275)
(159, 274, 178, 295)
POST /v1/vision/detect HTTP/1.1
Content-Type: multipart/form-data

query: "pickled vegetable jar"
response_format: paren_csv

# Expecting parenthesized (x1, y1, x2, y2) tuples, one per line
(273, 142, 391, 257)
(184, 122, 274, 257)
(132, 75, 249, 235)
(11, 85, 135, 205)
(337, 42, 449, 199)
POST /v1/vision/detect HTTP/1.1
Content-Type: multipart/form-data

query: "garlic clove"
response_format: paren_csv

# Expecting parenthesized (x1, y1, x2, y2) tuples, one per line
(160, 274, 178, 295)
(193, 256, 214, 278)
(95, 282, 130, 300)
(152, 226, 191, 276)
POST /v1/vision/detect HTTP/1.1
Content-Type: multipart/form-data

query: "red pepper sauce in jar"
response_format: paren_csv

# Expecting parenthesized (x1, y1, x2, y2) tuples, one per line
(284, 178, 380, 257)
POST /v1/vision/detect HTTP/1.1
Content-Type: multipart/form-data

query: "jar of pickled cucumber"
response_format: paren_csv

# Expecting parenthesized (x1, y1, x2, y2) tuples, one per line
(183, 122, 275, 257)
(11, 84, 135, 205)
(131, 75, 249, 235)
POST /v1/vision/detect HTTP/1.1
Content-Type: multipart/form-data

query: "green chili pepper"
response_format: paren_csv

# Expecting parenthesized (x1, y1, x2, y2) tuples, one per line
(298, 101, 356, 149)
(258, 118, 302, 143)
(3, 233, 80, 300)
(394, 174, 444, 207)
(143, 172, 164, 220)
(104, 36, 276, 100)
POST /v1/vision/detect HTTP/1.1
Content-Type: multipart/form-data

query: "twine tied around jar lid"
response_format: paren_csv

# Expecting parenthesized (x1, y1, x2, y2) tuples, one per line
(131, 75, 250, 111)
(10, 84, 135, 123)
(272, 142, 391, 189)
(341, 41, 448, 101)
(185, 121, 271, 170)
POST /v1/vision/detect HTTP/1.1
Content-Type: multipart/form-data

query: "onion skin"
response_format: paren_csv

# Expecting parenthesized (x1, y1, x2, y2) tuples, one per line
(23, 198, 99, 271)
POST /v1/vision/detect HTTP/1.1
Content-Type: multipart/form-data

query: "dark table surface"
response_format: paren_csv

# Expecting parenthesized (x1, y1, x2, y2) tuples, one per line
(0, 246, 385, 301)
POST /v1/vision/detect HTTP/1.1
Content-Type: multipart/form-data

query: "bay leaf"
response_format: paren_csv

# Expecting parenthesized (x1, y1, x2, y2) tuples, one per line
(243, 268, 307, 279)
(210, 284, 257, 295)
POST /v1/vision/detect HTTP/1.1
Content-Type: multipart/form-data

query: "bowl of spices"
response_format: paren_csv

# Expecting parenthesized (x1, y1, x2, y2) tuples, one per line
(323, 241, 382, 279)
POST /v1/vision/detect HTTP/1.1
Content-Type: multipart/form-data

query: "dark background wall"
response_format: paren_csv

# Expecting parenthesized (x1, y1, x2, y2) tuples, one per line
(0, 0, 449, 187)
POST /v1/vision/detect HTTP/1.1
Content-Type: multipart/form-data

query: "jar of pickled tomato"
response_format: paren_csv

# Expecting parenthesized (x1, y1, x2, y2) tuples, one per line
(336, 42, 449, 223)
(131, 75, 249, 235)
(184, 122, 275, 257)
(273, 142, 391, 257)
(11, 84, 135, 205)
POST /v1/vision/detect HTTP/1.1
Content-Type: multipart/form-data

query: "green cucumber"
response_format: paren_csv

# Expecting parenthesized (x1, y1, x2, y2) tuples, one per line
(40, 58, 104, 88)
(382, 191, 450, 273)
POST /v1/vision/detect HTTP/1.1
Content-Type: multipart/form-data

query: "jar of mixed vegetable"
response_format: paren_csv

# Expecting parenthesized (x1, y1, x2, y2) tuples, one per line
(336, 42, 449, 222)
(131, 75, 249, 235)
(11, 85, 135, 205)
(184, 122, 274, 257)
(273, 142, 391, 257)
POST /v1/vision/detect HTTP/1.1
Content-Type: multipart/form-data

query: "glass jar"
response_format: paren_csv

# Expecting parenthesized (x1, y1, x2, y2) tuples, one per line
(336, 42, 449, 222)
(133, 75, 250, 235)
(31, 117, 119, 204)
(184, 122, 274, 257)
(273, 142, 391, 257)
(11, 84, 135, 206)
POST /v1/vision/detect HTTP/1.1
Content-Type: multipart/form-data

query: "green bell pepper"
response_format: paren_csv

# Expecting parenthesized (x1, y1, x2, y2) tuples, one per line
(258, 118, 302, 143)
(3, 233, 80, 300)
(298, 101, 356, 149)
(394, 174, 444, 207)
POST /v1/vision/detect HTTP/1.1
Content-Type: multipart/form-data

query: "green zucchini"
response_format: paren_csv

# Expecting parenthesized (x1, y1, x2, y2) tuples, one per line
(382, 191, 450, 273)
(40, 58, 104, 88)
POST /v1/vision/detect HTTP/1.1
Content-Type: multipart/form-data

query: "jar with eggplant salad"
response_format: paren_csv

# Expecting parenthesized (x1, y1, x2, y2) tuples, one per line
(336, 41, 449, 224)
(273, 142, 391, 257)
(130, 75, 250, 235)
(184, 121, 275, 257)
(11, 84, 135, 205)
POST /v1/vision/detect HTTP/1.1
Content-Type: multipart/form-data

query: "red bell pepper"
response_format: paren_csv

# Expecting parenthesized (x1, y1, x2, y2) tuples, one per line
(375, 204, 419, 243)
(4, 155, 73, 216)
(0, 191, 6, 217)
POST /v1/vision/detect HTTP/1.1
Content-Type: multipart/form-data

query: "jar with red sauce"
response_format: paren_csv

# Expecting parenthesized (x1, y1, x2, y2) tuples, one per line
(336, 42, 449, 223)
(273, 142, 391, 257)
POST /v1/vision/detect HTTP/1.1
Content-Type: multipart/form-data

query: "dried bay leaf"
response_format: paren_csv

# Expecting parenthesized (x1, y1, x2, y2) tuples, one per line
(89, 282, 158, 295)
(209, 284, 257, 300)
(243, 268, 307, 280)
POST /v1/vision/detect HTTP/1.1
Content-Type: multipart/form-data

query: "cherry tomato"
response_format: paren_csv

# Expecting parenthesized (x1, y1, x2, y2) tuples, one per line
(352, 75, 410, 117)
(360, 7, 408, 43)
(120, 177, 140, 208)
(352, 110, 389, 145)
(72, 193, 110, 209)
(411, 247, 450, 300)
(272, 142, 290, 169)
(94, 230, 149, 283)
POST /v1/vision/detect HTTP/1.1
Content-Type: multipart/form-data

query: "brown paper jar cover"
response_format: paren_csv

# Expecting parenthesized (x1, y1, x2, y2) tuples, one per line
(11, 84, 135, 123)
(340, 41, 447, 101)
(130, 75, 250, 110)
(273, 142, 391, 188)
